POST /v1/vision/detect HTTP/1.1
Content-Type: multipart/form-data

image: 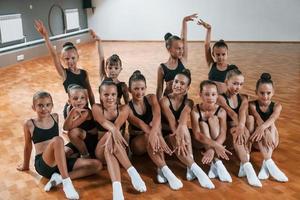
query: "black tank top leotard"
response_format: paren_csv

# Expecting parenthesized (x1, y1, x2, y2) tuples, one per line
(222, 93, 242, 121)
(78, 108, 97, 132)
(161, 59, 185, 82)
(116, 82, 126, 100)
(129, 97, 153, 131)
(197, 104, 221, 123)
(97, 104, 124, 132)
(63, 68, 88, 93)
(208, 63, 238, 83)
(167, 95, 187, 121)
(31, 115, 58, 144)
(255, 100, 275, 122)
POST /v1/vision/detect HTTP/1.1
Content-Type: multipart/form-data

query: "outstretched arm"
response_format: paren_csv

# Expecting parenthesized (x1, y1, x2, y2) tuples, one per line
(197, 19, 214, 66)
(34, 20, 66, 80)
(181, 13, 198, 62)
(90, 29, 106, 81)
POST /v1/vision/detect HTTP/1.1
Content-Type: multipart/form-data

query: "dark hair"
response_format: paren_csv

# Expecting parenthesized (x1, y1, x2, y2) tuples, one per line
(200, 80, 218, 93)
(129, 70, 146, 89)
(177, 69, 192, 86)
(62, 42, 77, 52)
(33, 91, 53, 104)
(256, 73, 273, 91)
(67, 84, 86, 96)
(164, 32, 181, 49)
(99, 78, 117, 93)
(106, 54, 122, 67)
(212, 39, 228, 50)
(225, 68, 243, 80)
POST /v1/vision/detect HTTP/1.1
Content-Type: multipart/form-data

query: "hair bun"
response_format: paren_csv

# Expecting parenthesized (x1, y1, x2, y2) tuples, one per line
(164, 32, 173, 41)
(260, 73, 271, 81)
(63, 42, 74, 48)
(133, 70, 141, 76)
(182, 69, 191, 77)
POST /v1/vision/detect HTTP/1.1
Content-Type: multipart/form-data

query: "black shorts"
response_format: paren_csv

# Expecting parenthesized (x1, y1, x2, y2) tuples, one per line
(34, 154, 77, 179)
(65, 133, 98, 158)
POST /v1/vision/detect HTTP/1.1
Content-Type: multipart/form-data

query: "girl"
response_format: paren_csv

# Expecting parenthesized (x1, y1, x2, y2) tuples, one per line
(160, 69, 215, 189)
(249, 73, 288, 182)
(63, 84, 98, 158)
(127, 70, 183, 190)
(191, 80, 232, 183)
(217, 69, 262, 187)
(34, 20, 95, 118)
(17, 91, 102, 199)
(92, 79, 146, 200)
(197, 19, 238, 94)
(156, 14, 198, 99)
(91, 30, 129, 104)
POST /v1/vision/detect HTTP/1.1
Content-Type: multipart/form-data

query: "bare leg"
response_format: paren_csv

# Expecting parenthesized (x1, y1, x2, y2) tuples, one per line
(68, 128, 89, 156)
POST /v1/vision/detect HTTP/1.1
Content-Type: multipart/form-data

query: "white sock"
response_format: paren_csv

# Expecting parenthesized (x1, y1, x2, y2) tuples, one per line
(215, 160, 232, 183)
(62, 177, 79, 200)
(258, 160, 269, 180)
(44, 173, 62, 191)
(157, 168, 167, 183)
(208, 162, 218, 179)
(190, 163, 215, 189)
(161, 166, 183, 190)
(112, 181, 124, 200)
(186, 167, 196, 181)
(127, 166, 147, 192)
(265, 159, 288, 182)
(243, 162, 262, 187)
(238, 162, 246, 177)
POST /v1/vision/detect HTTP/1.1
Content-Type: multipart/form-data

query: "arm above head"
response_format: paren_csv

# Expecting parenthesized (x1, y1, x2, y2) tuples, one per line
(197, 19, 213, 66)
(90, 30, 106, 81)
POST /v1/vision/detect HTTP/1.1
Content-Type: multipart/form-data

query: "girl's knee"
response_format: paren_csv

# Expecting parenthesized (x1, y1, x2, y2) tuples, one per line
(52, 136, 64, 145)
(208, 115, 219, 124)
(68, 128, 83, 138)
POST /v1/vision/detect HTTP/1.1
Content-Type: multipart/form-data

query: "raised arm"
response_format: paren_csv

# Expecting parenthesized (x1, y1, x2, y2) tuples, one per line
(181, 13, 198, 62)
(34, 20, 66, 79)
(197, 19, 214, 66)
(17, 120, 33, 171)
(90, 29, 106, 81)
(156, 65, 164, 100)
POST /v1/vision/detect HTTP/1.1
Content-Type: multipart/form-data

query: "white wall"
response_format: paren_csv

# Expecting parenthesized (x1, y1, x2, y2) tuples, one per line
(88, 0, 300, 41)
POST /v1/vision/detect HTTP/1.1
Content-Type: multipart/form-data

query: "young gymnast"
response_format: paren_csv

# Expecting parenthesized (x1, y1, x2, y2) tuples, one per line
(156, 14, 198, 99)
(160, 69, 215, 189)
(197, 19, 238, 94)
(191, 80, 232, 183)
(249, 73, 288, 182)
(92, 79, 146, 200)
(35, 20, 95, 118)
(127, 70, 183, 190)
(91, 30, 129, 104)
(63, 84, 98, 158)
(17, 91, 102, 199)
(217, 69, 262, 187)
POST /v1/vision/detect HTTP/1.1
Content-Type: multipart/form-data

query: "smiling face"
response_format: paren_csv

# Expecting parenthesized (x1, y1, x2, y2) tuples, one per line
(226, 74, 244, 95)
(32, 97, 53, 118)
(256, 83, 274, 105)
(168, 40, 184, 59)
(68, 89, 87, 109)
(172, 74, 190, 95)
(130, 80, 146, 101)
(100, 84, 118, 107)
(213, 47, 228, 64)
(200, 84, 218, 105)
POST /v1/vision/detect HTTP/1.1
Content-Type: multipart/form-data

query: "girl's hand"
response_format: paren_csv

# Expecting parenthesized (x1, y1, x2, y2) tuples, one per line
(17, 163, 29, 171)
(171, 126, 188, 156)
(34, 20, 49, 38)
(213, 142, 231, 160)
(197, 19, 211, 29)
(201, 148, 214, 164)
(250, 125, 265, 142)
(231, 126, 245, 145)
(112, 129, 128, 149)
(262, 131, 275, 150)
(71, 108, 89, 121)
(158, 135, 173, 155)
(148, 130, 160, 153)
(183, 13, 198, 22)
(90, 29, 101, 41)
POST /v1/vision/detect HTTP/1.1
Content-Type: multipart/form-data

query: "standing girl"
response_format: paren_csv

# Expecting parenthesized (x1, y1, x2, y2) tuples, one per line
(35, 20, 95, 118)
(127, 70, 183, 190)
(92, 79, 146, 200)
(249, 73, 288, 182)
(217, 69, 262, 187)
(197, 19, 238, 94)
(17, 91, 102, 199)
(91, 30, 129, 104)
(191, 80, 232, 183)
(156, 14, 198, 99)
(160, 69, 215, 189)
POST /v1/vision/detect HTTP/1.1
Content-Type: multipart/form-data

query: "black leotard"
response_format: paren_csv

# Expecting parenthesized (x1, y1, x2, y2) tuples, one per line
(129, 97, 153, 131)
(197, 104, 221, 123)
(62, 68, 88, 93)
(31, 114, 58, 144)
(161, 59, 185, 82)
(222, 93, 242, 121)
(254, 100, 275, 122)
(208, 63, 238, 83)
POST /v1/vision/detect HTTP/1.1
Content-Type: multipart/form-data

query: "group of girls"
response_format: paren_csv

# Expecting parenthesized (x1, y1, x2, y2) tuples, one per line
(17, 14, 288, 200)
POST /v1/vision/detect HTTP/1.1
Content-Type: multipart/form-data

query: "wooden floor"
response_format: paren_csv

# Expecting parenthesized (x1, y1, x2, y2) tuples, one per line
(0, 41, 300, 200)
